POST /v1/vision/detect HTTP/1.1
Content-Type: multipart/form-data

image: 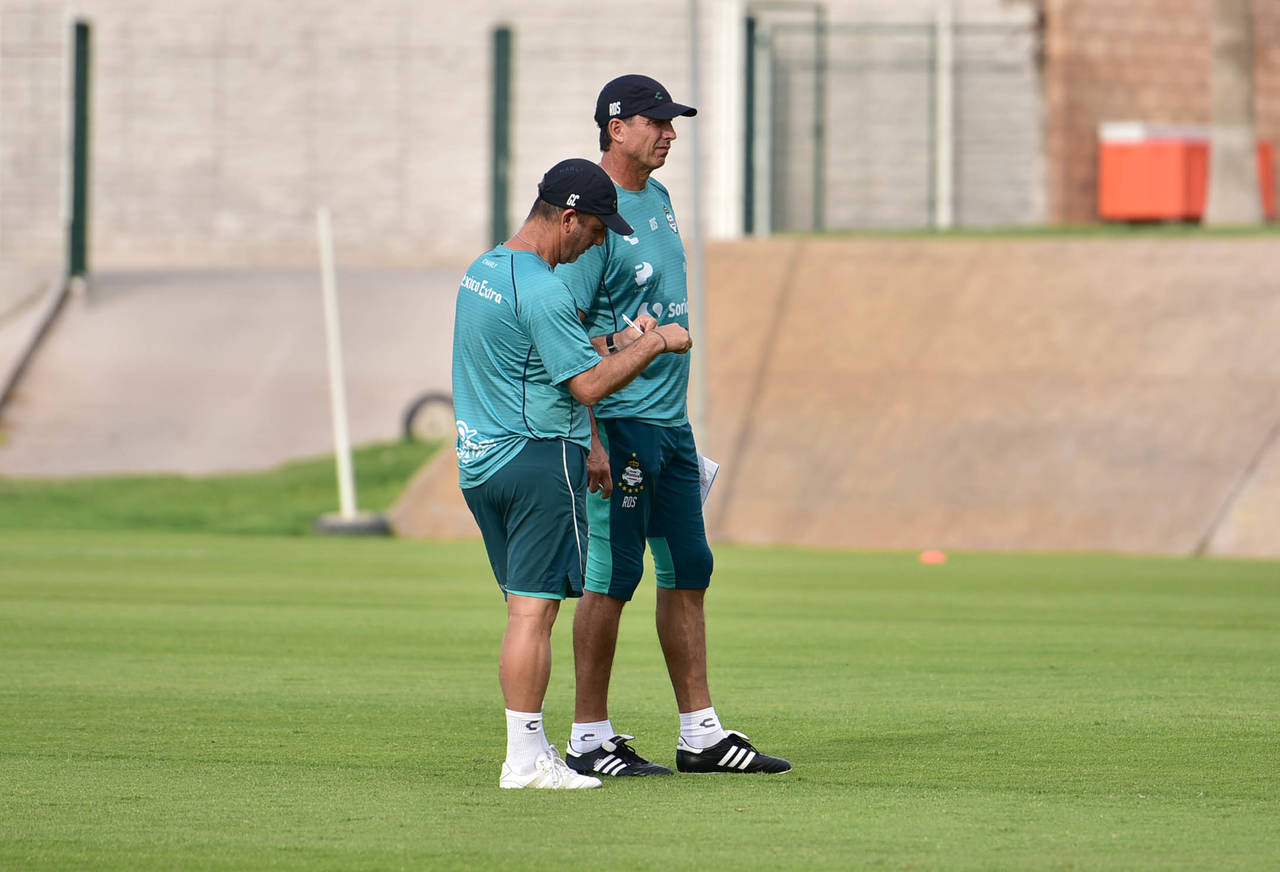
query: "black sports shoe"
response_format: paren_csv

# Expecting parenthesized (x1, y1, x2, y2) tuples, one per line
(676, 730, 792, 774)
(566, 734, 674, 777)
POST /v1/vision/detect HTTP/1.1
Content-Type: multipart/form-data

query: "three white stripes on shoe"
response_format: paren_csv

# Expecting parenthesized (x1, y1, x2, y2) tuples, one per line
(592, 753, 628, 775)
(717, 746, 757, 770)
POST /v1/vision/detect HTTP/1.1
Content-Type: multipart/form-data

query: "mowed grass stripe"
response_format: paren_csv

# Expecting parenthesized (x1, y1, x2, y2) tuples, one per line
(2, 530, 1278, 870)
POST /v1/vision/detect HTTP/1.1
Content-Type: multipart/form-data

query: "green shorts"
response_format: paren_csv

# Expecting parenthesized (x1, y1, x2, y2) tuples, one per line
(585, 419, 713, 601)
(462, 438, 587, 600)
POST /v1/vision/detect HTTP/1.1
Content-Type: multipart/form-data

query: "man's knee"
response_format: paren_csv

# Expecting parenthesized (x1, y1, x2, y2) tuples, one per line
(653, 538, 713, 589)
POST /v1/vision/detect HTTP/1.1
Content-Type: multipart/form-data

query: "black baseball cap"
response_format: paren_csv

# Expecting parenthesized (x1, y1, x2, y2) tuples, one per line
(594, 74, 697, 128)
(537, 158, 634, 236)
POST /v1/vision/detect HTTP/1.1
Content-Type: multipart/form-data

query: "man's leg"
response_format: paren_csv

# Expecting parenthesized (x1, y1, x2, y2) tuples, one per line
(573, 418, 648, 729)
(466, 439, 600, 789)
(649, 427, 791, 774)
(500, 593, 559, 713)
(498, 593, 601, 789)
(654, 586, 711, 713)
(566, 420, 672, 776)
(572, 591, 624, 723)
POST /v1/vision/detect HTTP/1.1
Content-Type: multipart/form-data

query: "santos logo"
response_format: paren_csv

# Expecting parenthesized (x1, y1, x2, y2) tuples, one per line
(633, 262, 653, 286)
(637, 299, 689, 320)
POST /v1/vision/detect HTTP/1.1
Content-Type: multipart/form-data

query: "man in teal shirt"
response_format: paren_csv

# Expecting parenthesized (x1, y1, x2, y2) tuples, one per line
(557, 76, 791, 777)
(452, 158, 691, 789)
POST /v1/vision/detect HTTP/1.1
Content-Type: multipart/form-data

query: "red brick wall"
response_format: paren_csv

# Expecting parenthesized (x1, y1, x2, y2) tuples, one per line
(1042, 0, 1277, 224)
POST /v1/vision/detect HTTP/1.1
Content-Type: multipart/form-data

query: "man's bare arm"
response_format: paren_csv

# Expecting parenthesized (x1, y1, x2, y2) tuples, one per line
(566, 323, 691, 407)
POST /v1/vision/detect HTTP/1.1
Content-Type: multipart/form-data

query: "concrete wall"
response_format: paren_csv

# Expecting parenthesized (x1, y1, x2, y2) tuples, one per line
(1, 0, 1038, 291)
(700, 235, 1280, 556)
(0, 0, 722, 275)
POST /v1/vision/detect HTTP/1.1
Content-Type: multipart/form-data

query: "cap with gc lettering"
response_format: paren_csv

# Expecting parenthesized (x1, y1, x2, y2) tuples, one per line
(537, 158, 634, 236)
(594, 74, 698, 128)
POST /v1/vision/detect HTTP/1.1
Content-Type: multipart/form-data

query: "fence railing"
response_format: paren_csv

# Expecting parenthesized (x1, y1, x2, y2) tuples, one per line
(746, 14, 1044, 233)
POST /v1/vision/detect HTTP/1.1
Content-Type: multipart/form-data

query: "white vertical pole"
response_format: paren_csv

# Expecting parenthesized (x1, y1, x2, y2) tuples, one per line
(934, 0, 955, 229)
(687, 0, 708, 438)
(317, 206, 358, 519)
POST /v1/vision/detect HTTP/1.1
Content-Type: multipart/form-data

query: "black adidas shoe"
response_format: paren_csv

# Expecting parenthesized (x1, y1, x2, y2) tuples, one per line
(566, 734, 674, 777)
(676, 730, 792, 774)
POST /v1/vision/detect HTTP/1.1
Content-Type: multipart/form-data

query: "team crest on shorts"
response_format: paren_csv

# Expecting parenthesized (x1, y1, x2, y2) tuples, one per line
(619, 455, 645, 494)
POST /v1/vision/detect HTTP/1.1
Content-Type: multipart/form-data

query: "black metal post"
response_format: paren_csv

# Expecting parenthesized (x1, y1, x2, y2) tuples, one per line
(490, 26, 512, 246)
(69, 20, 91, 277)
(744, 16, 757, 235)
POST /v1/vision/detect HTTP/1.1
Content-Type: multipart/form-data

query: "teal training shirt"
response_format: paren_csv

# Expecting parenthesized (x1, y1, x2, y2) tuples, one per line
(451, 245, 600, 489)
(557, 178, 689, 427)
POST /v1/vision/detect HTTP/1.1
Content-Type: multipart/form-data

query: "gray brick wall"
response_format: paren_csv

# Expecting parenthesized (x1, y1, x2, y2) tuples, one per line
(1, 0, 1042, 281)
(0, 3, 65, 310)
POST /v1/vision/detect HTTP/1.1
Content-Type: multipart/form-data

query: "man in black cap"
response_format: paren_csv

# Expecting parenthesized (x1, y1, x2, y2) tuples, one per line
(557, 77, 792, 777)
(452, 157, 691, 789)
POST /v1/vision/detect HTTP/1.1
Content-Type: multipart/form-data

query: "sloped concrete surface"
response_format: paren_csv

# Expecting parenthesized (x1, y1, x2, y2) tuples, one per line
(393, 236, 1280, 556)
(0, 268, 457, 476)
(702, 237, 1280, 556)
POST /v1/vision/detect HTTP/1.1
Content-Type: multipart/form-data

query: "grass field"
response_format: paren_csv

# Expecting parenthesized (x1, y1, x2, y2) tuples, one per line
(2, 451, 1279, 870)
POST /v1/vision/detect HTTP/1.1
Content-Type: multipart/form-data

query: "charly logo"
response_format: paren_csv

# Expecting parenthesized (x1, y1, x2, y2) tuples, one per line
(633, 262, 653, 286)
(663, 204, 679, 234)
(622, 235, 639, 246)
(456, 420, 495, 464)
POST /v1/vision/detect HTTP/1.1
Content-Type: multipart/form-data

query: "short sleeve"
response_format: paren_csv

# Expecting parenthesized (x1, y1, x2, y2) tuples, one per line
(555, 238, 609, 316)
(520, 277, 601, 386)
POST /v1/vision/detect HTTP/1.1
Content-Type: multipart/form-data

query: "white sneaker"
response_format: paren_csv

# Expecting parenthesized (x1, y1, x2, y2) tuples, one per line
(499, 745, 603, 789)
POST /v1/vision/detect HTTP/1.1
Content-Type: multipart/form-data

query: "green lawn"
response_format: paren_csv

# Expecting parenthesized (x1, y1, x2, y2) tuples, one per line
(0, 440, 439, 536)
(790, 222, 1280, 240)
(2, 516, 1278, 869)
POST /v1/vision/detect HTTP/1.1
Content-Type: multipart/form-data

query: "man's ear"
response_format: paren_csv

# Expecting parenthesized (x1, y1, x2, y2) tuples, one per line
(562, 209, 579, 233)
(608, 117, 627, 144)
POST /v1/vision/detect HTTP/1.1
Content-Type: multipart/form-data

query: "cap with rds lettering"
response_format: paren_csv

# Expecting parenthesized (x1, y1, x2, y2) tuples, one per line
(593, 74, 698, 128)
(537, 158, 634, 236)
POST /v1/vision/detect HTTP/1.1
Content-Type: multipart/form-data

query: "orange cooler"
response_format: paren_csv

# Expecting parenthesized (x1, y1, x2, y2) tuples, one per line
(1098, 122, 1275, 221)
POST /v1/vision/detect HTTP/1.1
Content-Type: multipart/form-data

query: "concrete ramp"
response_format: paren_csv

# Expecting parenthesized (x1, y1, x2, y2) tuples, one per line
(703, 237, 1280, 557)
(0, 268, 458, 476)
(391, 236, 1280, 557)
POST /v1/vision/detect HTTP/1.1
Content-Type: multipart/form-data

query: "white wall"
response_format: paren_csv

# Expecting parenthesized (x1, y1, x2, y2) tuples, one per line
(0, 0, 1038, 277)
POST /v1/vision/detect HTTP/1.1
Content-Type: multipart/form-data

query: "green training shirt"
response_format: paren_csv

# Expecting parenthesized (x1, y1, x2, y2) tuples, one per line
(451, 245, 600, 489)
(557, 178, 689, 427)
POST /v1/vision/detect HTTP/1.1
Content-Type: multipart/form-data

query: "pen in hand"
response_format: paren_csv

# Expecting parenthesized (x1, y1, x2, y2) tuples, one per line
(620, 314, 646, 336)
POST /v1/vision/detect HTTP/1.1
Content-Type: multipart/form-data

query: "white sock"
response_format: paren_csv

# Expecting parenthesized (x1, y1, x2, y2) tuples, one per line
(569, 719, 614, 754)
(680, 706, 728, 750)
(505, 709, 551, 773)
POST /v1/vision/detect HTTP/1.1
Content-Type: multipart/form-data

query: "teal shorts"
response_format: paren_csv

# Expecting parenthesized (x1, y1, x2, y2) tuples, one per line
(585, 419, 713, 601)
(462, 438, 587, 600)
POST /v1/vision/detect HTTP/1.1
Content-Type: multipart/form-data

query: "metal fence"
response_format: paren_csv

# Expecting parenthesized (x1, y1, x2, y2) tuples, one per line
(746, 13, 1044, 233)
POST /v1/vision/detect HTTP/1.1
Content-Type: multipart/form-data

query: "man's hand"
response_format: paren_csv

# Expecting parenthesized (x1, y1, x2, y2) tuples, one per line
(587, 436, 613, 498)
(654, 323, 692, 353)
(615, 313, 658, 351)
(630, 314, 659, 334)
